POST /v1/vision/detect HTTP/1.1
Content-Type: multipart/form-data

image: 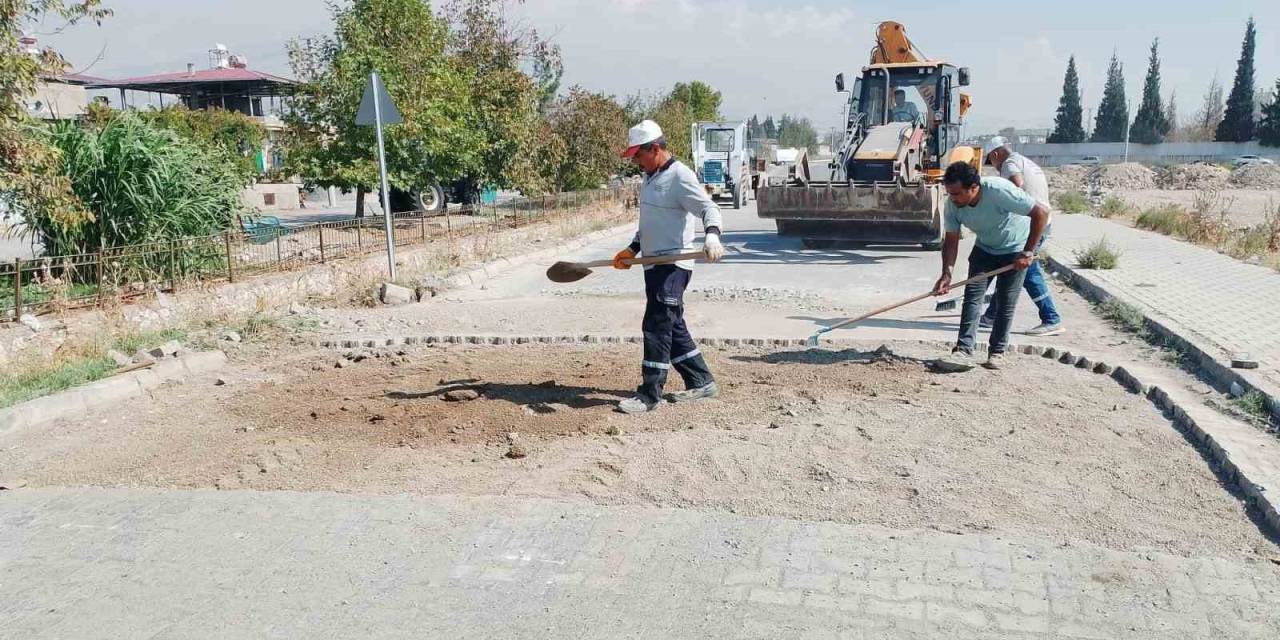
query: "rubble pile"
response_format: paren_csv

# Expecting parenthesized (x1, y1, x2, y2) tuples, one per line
(1229, 163, 1280, 189)
(1155, 163, 1231, 190)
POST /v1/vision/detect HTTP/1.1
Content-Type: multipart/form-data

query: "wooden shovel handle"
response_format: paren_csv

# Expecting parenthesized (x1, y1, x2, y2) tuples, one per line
(574, 250, 706, 269)
(817, 263, 1018, 336)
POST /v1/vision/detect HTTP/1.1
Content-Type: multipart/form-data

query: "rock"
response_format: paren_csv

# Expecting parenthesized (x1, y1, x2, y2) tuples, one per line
(18, 313, 41, 332)
(221, 330, 243, 343)
(379, 282, 414, 305)
(605, 424, 623, 436)
(107, 349, 132, 367)
(215, 377, 229, 386)
(506, 444, 528, 459)
(132, 349, 157, 365)
(334, 359, 347, 369)
(1230, 353, 1259, 370)
(158, 340, 183, 357)
(1229, 381, 1246, 398)
(444, 389, 480, 402)
(415, 285, 439, 302)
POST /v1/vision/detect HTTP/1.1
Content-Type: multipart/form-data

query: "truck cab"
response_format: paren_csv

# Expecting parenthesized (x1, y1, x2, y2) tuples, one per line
(692, 121, 750, 209)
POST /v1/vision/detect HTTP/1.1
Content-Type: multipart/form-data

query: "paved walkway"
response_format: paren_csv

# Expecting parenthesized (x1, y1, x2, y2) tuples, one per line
(3, 488, 1278, 639)
(1049, 214, 1280, 395)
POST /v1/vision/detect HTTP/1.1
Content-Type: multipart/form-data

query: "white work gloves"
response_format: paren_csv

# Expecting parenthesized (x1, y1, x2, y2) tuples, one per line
(703, 233, 725, 263)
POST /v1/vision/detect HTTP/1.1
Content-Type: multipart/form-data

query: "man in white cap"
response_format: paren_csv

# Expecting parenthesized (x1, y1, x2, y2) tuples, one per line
(978, 136, 1063, 337)
(612, 119, 725, 414)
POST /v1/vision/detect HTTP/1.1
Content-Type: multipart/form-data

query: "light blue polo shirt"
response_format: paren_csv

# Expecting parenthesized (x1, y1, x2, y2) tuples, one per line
(943, 176, 1037, 255)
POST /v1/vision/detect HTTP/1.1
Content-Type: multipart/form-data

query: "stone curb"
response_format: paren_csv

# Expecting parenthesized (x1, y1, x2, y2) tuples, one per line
(1046, 254, 1279, 423)
(0, 350, 228, 437)
(438, 223, 635, 291)
(312, 333, 1280, 534)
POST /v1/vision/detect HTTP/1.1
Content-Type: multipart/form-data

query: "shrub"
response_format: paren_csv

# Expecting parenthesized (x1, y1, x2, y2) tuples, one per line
(1053, 190, 1088, 214)
(1135, 204, 1191, 236)
(1073, 237, 1122, 270)
(1098, 298, 1146, 334)
(1097, 196, 1130, 218)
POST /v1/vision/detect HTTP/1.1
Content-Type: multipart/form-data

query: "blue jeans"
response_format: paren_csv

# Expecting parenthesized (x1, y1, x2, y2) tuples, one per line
(981, 239, 1061, 325)
(958, 247, 1027, 355)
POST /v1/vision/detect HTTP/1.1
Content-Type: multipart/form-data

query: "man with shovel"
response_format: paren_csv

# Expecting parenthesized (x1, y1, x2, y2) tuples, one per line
(612, 119, 725, 414)
(932, 161, 1050, 372)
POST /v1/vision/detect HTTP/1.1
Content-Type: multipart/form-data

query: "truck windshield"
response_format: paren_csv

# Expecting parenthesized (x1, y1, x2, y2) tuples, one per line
(704, 129, 734, 153)
(864, 69, 937, 127)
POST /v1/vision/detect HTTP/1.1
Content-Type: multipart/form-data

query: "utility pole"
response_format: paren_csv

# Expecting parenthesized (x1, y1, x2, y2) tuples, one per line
(1123, 99, 1132, 164)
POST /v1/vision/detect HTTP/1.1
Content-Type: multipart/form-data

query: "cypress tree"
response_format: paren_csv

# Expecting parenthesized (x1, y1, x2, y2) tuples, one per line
(1259, 79, 1280, 147)
(1216, 17, 1257, 141)
(1091, 52, 1129, 143)
(1130, 39, 1169, 144)
(1047, 56, 1086, 143)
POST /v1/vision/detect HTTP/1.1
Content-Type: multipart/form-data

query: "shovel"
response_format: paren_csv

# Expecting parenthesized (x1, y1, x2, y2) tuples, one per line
(546, 250, 706, 283)
(805, 263, 1017, 347)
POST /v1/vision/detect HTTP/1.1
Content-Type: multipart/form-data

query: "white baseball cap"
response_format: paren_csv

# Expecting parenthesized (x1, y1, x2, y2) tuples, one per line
(982, 136, 1009, 163)
(621, 120, 663, 158)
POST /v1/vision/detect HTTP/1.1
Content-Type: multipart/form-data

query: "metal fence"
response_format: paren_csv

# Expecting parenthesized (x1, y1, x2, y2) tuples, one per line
(1, 186, 636, 322)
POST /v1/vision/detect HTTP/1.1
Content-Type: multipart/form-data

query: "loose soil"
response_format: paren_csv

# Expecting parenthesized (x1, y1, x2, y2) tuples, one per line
(2, 342, 1274, 561)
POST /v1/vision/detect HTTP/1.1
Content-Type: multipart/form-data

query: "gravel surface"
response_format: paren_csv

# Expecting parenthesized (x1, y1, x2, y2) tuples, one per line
(3, 341, 1273, 560)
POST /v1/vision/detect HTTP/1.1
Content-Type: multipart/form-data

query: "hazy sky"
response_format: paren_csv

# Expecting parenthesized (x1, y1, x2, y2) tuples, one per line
(37, 0, 1280, 135)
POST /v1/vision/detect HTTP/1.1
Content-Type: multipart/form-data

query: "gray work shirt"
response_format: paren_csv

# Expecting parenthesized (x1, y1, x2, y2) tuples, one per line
(632, 158, 723, 270)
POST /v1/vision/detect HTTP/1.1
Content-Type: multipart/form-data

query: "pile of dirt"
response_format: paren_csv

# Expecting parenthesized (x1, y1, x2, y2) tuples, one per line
(1230, 163, 1280, 189)
(1155, 163, 1231, 190)
(1096, 162, 1156, 190)
(1046, 164, 1091, 191)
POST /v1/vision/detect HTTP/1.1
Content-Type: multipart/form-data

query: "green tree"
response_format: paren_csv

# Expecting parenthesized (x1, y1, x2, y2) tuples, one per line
(777, 114, 818, 152)
(137, 106, 266, 183)
(763, 115, 778, 139)
(1047, 55, 1086, 143)
(544, 87, 627, 190)
(1259, 79, 1280, 147)
(1091, 52, 1128, 142)
(1, 0, 110, 232)
(666, 81, 722, 121)
(1217, 17, 1257, 141)
(1130, 39, 1169, 144)
(444, 0, 560, 196)
(282, 0, 482, 213)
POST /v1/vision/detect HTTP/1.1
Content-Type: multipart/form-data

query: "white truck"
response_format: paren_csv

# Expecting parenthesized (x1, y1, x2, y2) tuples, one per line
(691, 121, 750, 209)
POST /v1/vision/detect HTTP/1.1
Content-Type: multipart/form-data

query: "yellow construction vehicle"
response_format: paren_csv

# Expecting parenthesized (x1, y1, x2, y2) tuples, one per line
(757, 21, 980, 250)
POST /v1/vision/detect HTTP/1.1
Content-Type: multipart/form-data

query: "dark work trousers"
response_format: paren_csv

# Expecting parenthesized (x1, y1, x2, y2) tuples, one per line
(956, 247, 1028, 356)
(638, 264, 715, 403)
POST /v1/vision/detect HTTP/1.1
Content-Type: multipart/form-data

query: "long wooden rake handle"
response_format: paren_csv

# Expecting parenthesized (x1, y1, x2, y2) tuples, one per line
(811, 263, 1018, 340)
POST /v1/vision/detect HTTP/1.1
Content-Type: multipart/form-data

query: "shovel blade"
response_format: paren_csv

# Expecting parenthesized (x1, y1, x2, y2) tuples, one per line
(546, 261, 593, 283)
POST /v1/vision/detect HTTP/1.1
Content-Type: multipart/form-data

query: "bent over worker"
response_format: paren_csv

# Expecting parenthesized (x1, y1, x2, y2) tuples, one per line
(932, 161, 1050, 372)
(613, 120, 725, 414)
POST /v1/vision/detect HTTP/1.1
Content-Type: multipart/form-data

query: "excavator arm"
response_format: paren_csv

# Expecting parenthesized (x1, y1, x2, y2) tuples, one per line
(870, 21, 971, 117)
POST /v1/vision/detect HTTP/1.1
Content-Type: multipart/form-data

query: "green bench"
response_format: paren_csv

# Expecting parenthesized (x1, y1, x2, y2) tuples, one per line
(238, 214, 286, 245)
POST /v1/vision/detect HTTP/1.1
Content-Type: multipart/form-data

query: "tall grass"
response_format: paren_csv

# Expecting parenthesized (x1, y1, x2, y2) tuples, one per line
(33, 113, 246, 257)
(1053, 191, 1089, 214)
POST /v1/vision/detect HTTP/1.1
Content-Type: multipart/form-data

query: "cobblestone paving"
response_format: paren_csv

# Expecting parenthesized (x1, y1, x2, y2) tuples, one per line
(3, 489, 1278, 639)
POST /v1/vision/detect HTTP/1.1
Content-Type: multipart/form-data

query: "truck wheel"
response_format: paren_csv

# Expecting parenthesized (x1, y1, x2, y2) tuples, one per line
(416, 184, 445, 213)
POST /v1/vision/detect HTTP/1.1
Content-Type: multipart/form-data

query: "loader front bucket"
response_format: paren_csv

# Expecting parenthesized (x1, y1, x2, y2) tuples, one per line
(757, 182, 943, 247)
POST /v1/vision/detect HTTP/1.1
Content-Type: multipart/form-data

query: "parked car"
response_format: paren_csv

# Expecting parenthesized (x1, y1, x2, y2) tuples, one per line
(1079, 155, 1101, 166)
(1231, 155, 1275, 168)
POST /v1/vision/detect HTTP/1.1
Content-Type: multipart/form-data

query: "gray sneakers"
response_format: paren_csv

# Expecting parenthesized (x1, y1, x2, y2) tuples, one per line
(982, 352, 1007, 370)
(934, 350, 977, 373)
(669, 382, 719, 403)
(616, 396, 659, 414)
(1023, 322, 1064, 337)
